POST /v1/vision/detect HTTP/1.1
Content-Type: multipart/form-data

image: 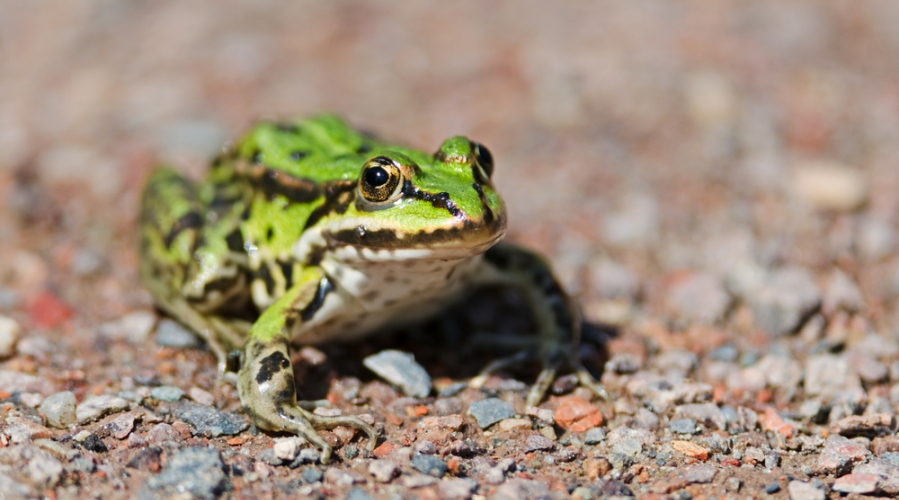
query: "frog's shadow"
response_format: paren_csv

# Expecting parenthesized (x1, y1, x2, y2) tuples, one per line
(291, 287, 615, 401)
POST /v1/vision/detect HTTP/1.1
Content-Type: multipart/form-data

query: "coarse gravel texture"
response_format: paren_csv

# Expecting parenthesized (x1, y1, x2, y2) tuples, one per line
(2, 1, 899, 499)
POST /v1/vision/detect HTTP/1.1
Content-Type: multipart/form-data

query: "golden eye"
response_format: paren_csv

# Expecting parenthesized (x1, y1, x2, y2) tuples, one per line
(359, 156, 402, 203)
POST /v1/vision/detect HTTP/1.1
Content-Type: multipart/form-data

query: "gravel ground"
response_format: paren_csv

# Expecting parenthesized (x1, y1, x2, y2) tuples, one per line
(2, 1, 899, 499)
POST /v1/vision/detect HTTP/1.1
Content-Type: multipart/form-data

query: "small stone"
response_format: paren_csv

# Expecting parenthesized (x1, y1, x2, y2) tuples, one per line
(822, 269, 864, 315)
(414, 440, 437, 455)
(171, 401, 249, 437)
(301, 467, 323, 483)
(664, 272, 731, 324)
(749, 266, 821, 336)
(189, 387, 215, 406)
(411, 453, 448, 477)
(764, 482, 781, 494)
(126, 446, 163, 472)
(524, 433, 554, 452)
(584, 427, 606, 444)
(831, 414, 896, 437)
(634, 408, 660, 430)
(145, 447, 228, 499)
(38, 391, 77, 428)
(16, 446, 64, 488)
(346, 487, 374, 500)
(668, 418, 698, 435)
(675, 403, 727, 431)
(832, 473, 879, 494)
(818, 434, 871, 474)
(551, 374, 579, 394)
(76, 395, 130, 424)
(572, 486, 594, 500)
(4, 417, 52, 444)
(324, 467, 362, 486)
(0, 370, 55, 395)
(857, 216, 897, 261)
(805, 354, 858, 398)
(368, 460, 398, 482)
(553, 396, 603, 432)
(526, 407, 555, 426)
(146, 423, 184, 444)
(0, 315, 20, 358)
(725, 477, 741, 492)
(468, 398, 515, 429)
(293, 449, 319, 466)
(788, 480, 825, 500)
(584, 457, 612, 480)
(363, 349, 431, 398)
(438, 478, 476, 500)
(79, 433, 108, 453)
(588, 257, 640, 299)
(150, 385, 184, 402)
(401, 474, 438, 488)
(671, 440, 709, 460)
(103, 412, 136, 439)
(273, 437, 306, 461)
(155, 319, 202, 348)
(98, 311, 156, 344)
(791, 160, 868, 212)
(759, 407, 797, 438)
(498, 418, 531, 431)
(684, 463, 716, 483)
(651, 476, 688, 494)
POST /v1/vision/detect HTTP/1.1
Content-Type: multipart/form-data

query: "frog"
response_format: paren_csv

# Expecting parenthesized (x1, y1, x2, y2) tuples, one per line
(139, 115, 606, 463)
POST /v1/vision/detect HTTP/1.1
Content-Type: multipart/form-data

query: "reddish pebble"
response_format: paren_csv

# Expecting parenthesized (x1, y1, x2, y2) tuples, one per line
(722, 458, 741, 467)
(553, 396, 603, 432)
(759, 407, 795, 438)
(414, 405, 429, 416)
(227, 437, 244, 446)
(373, 441, 394, 457)
(28, 292, 73, 329)
(671, 440, 709, 460)
(385, 413, 403, 426)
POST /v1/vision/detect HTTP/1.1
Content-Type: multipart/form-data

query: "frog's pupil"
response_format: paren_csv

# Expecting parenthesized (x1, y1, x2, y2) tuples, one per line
(364, 166, 389, 187)
(473, 143, 493, 177)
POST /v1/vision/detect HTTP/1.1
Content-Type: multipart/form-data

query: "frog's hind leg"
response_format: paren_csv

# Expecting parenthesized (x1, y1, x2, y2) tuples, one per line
(470, 243, 608, 407)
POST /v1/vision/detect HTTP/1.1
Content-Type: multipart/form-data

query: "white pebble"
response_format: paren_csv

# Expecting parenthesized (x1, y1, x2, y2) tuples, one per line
(792, 160, 868, 212)
(0, 315, 21, 358)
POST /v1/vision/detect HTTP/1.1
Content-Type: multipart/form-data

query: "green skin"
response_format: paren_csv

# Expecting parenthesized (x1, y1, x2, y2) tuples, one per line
(140, 115, 605, 463)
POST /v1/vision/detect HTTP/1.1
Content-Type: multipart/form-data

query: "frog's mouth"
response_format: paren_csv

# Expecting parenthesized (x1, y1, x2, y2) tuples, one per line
(317, 211, 508, 261)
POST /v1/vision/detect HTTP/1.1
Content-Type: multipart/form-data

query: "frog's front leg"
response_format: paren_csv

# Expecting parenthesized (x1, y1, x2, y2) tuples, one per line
(471, 243, 608, 407)
(237, 268, 377, 464)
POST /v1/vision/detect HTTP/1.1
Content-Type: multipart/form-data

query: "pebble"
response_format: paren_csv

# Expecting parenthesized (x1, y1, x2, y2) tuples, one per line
(832, 473, 879, 494)
(498, 417, 531, 431)
(854, 458, 899, 495)
(301, 467, 323, 483)
(671, 440, 709, 460)
(155, 319, 202, 348)
(468, 398, 515, 429)
(145, 447, 228, 499)
(146, 423, 184, 444)
(103, 412, 136, 439)
(831, 413, 896, 437)
(584, 427, 606, 444)
(526, 407, 555, 426)
(171, 401, 249, 437)
(857, 215, 897, 261)
(492, 478, 552, 500)
(0, 315, 20, 358)
(323, 467, 363, 486)
(524, 433, 554, 452)
(749, 266, 821, 336)
(411, 453, 448, 477)
(553, 396, 603, 432)
(788, 480, 825, 500)
(362, 349, 431, 398)
(588, 257, 640, 299)
(368, 459, 398, 482)
(664, 272, 731, 324)
(822, 269, 864, 315)
(76, 395, 129, 424)
(346, 487, 375, 500)
(0, 473, 33, 497)
(791, 160, 868, 212)
(98, 311, 156, 344)
(150, 385, 184, 402)
(805, 354, 858, 398)
(764, 482, 781, 494)
(189, 387, 215, 406)
(273, 437, 306, 461)
(668, 418, 698, 434)
(817, 434, 871, 474)
(683, 463, 716, 483)
(401, 474, 438, 488)
(7, 446, 64, 488)
(4, 417, 52, 444)
(0, 370, 54, 395)
(38, 391, 77, 428)
(438, 478, 477, 500)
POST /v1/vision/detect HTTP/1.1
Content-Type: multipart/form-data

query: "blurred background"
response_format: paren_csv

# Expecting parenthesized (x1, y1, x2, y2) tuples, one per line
(2, 0, 899, 334)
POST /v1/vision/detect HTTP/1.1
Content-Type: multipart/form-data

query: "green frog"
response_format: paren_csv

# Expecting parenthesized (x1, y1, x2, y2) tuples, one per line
(139, 115, 604, 463)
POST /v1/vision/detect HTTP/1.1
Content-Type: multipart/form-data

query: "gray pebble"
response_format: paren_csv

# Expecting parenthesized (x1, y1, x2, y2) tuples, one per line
(76, 395, 129, 424)
(171, 401, 248, 437)
(363, 349, 431, 398)
(748, 266, 821, 336)
(684, 463, 716, 484)
(437, 382, 468, 398)
(668, 418, 698, 434)
(468, 398, 515, 429)
(145, 447, 228, 499)
(368, 460, 398, 482)
(411, 453, 448, 477)
(524, 434, 553, 452)
(883, 452, 899, 466)
(438, 477, 477, 500)
(0, 289, 21, 310)
(433, 397, 464, 416)
(584, 427, 606, 445)
(156, 319, 202, 348)
(301, 467, 323, 483)
(788, 480, 825, 500)
(664, 272, 731, 324)
(346, 487, 375, 500)
(150, 386, 184, 402)
(38, 391, 76, 428)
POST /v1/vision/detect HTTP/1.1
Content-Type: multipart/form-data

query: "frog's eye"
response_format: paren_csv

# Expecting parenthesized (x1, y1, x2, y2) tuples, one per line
(471, 141, 494, 180)
(360, 156, 403, 203)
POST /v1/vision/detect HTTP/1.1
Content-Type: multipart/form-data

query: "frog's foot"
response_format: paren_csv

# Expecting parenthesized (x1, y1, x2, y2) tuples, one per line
(238, 339, 377, 464)
(469, 345, 607, 407)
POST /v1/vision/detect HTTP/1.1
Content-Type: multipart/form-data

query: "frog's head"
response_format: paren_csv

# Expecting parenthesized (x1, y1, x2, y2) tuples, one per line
(320, 137, 507, 261)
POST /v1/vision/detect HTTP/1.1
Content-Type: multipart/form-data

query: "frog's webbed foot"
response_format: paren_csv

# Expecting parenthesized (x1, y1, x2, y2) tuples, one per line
(238, 338, 377, 464)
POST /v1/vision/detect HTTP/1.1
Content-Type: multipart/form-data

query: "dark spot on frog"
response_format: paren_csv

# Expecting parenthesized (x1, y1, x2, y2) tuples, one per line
(361, 290, 380, 302)
(164, 211, 203, 248)
(252, 149, 264, 164)
(300, 278, 334, 321)
(357, 144, 371, 154)
(276, 384, 295, 403)
(254, 265, 276, 296)
(266, 226, 275, 242)
(225, 229, 244, 252)
(255, 351, 290, 384)
(276, 123, 299, 134)
(278, 260, 294, 289)
(290, 150, 308, 161)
